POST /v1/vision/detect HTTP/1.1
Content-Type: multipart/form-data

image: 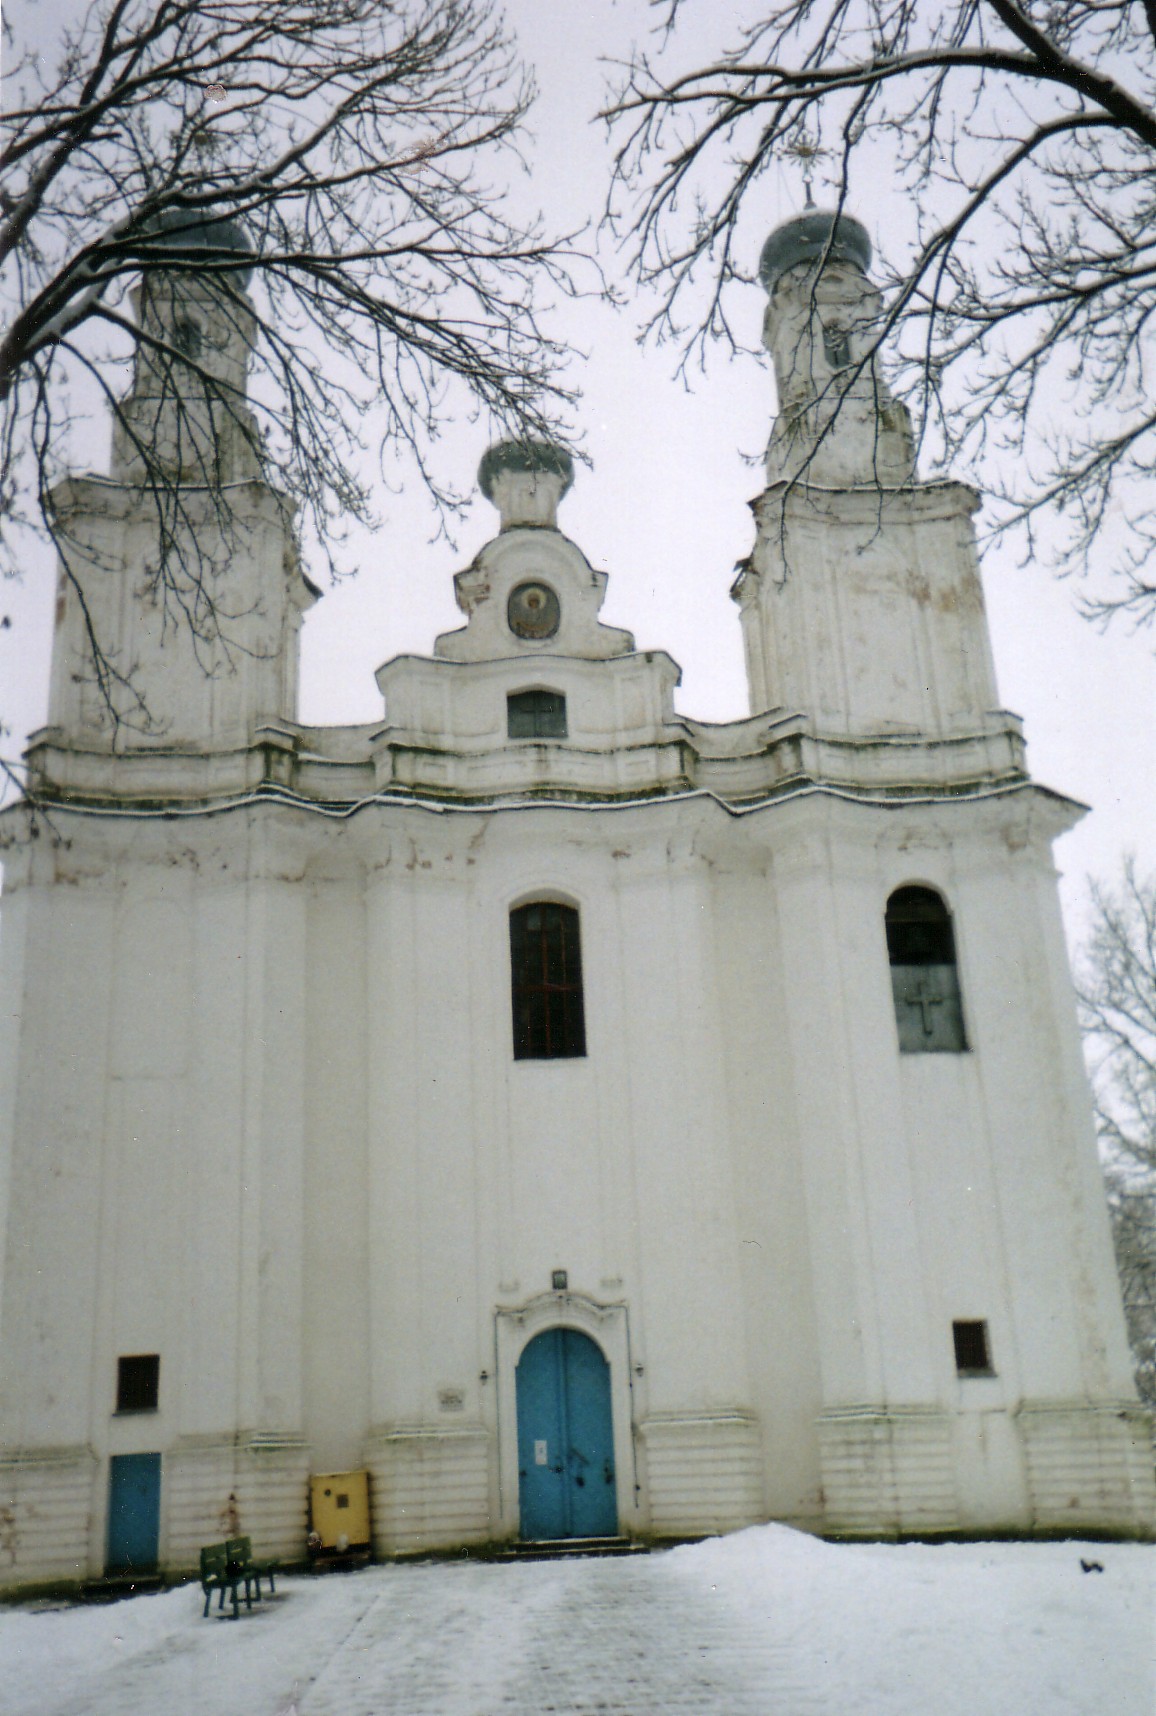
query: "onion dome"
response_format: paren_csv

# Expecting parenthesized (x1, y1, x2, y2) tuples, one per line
(478, 440, 575, 504)
(758, 211, 871, 294)
(136, 206, 254, 285)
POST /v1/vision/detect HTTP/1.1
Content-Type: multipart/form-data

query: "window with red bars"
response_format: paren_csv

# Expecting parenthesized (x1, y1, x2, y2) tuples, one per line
(510, 902, 586, 1060)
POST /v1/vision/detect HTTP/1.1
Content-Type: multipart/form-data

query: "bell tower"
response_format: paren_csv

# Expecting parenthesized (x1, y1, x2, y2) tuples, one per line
(42, 211, 315, 762)
(109, 210, 263, 491)
(733, 210, 1003, 743)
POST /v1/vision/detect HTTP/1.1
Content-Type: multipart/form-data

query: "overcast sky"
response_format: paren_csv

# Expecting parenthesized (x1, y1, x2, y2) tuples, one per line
(2, 0, 1152, 952)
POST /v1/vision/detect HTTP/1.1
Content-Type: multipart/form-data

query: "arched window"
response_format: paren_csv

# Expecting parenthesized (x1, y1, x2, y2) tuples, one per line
(822, 323, 851, 369)
(510, 902, 586, 1060)
(173, 316, 203, 360)
(508, 689, 567, 740)
(885, 886, 967, 1054)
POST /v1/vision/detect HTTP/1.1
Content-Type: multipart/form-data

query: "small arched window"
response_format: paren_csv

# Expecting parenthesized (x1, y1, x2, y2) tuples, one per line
(885, 886, 967, 1054)
(508, 689, 567, 740)
(173, 317, 203, 360)
(822, 323, 851, 369)
(510, 902, 586, 1060)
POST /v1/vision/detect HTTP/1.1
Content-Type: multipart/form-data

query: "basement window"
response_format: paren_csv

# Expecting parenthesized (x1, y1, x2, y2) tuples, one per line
(116, 1354, 160, 1414)
(952, 1321, 993, 1376)
(885, 886, 968, 1054)
(508, 688, 567, 740)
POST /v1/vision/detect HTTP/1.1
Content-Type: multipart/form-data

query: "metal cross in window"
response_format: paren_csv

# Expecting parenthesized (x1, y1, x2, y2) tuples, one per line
(910, 973, 945, 1037)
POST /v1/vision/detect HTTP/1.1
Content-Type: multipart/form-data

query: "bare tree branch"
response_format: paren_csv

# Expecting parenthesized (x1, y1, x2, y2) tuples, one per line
(605, 0, 1156, 623)
(1, 0, 587, 752)
(1077, 859, 1156, 1406)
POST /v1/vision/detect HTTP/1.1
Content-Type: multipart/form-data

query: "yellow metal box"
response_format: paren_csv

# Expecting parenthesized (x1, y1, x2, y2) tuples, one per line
(309, 1469, 370, 1550)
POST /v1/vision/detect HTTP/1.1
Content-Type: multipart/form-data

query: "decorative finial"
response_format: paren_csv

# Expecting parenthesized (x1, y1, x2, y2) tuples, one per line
(190, 123, 223, 160)
(785, 134, 824, 210)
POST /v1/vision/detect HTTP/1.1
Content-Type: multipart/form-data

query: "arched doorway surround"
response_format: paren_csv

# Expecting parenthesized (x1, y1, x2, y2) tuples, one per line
(494, 1290, 638, 1541)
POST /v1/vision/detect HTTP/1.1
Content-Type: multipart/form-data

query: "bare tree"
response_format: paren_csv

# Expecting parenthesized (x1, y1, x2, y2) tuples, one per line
(1, 0, 580, 744)
(606, 1, 1156, 625)
(1077, 860, 1156, 1407)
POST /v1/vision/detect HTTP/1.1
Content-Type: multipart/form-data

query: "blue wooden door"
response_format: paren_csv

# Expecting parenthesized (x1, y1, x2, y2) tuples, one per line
(516, 1329, 617, 1540)
(106, 1453, 161, 1574)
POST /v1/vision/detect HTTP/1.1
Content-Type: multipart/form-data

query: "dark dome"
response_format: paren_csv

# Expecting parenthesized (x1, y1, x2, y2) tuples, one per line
(139, 207, 254, 285)
(758, 211, 871, 293)
(478, 439, 574, 501)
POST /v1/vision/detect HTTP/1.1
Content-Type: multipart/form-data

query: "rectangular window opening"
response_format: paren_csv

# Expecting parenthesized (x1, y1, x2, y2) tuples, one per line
(508, 689, 567, 740)
(116, 1353, 160, 1414)
(952, 1320, 993, 1375)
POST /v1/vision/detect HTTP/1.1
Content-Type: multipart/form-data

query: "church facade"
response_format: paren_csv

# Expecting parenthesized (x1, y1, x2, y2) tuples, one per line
(0, 210, 1151, 1589)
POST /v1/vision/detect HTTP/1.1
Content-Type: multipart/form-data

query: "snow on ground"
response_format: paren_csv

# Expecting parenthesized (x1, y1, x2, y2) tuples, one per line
(0, 1527, 1151, 1715)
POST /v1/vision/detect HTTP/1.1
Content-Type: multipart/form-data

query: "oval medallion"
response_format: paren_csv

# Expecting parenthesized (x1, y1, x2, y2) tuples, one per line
(508, 581, 560, 640)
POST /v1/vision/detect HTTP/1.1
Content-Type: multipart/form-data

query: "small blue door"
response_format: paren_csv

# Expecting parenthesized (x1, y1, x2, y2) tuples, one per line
(516, 1328, 617, 1540)
(106, 1453, 161, 1574)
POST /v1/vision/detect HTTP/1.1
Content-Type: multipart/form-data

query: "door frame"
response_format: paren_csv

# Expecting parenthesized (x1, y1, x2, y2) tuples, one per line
(495, 1290, 637, 1541)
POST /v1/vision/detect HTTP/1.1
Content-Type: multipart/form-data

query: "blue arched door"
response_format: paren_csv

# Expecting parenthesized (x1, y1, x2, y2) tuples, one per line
(516, 1328, 618, 1540)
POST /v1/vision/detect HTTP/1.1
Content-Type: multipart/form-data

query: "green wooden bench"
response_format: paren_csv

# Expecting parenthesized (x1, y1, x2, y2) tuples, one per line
(199, 1537, 280, 1618)
(199, 1543, 245, 1619)
(226, 1535, 280, 1603)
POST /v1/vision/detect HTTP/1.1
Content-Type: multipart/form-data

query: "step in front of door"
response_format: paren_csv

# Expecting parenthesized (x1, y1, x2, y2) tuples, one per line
(505, 1535, 644, 1560)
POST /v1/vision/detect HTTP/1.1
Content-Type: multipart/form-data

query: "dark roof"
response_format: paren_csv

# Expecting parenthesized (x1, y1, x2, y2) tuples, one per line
(478, 440, 575, 501)
(137, 207, 254, 285)
(758, 211, 872, 292)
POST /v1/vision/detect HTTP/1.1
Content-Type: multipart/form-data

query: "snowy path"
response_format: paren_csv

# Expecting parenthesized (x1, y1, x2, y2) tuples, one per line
(0, 1526, 1151, 1715)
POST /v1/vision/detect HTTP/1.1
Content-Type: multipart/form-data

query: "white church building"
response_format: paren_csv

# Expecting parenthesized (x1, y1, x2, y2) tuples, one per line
(0, 208, 1152, 1589)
